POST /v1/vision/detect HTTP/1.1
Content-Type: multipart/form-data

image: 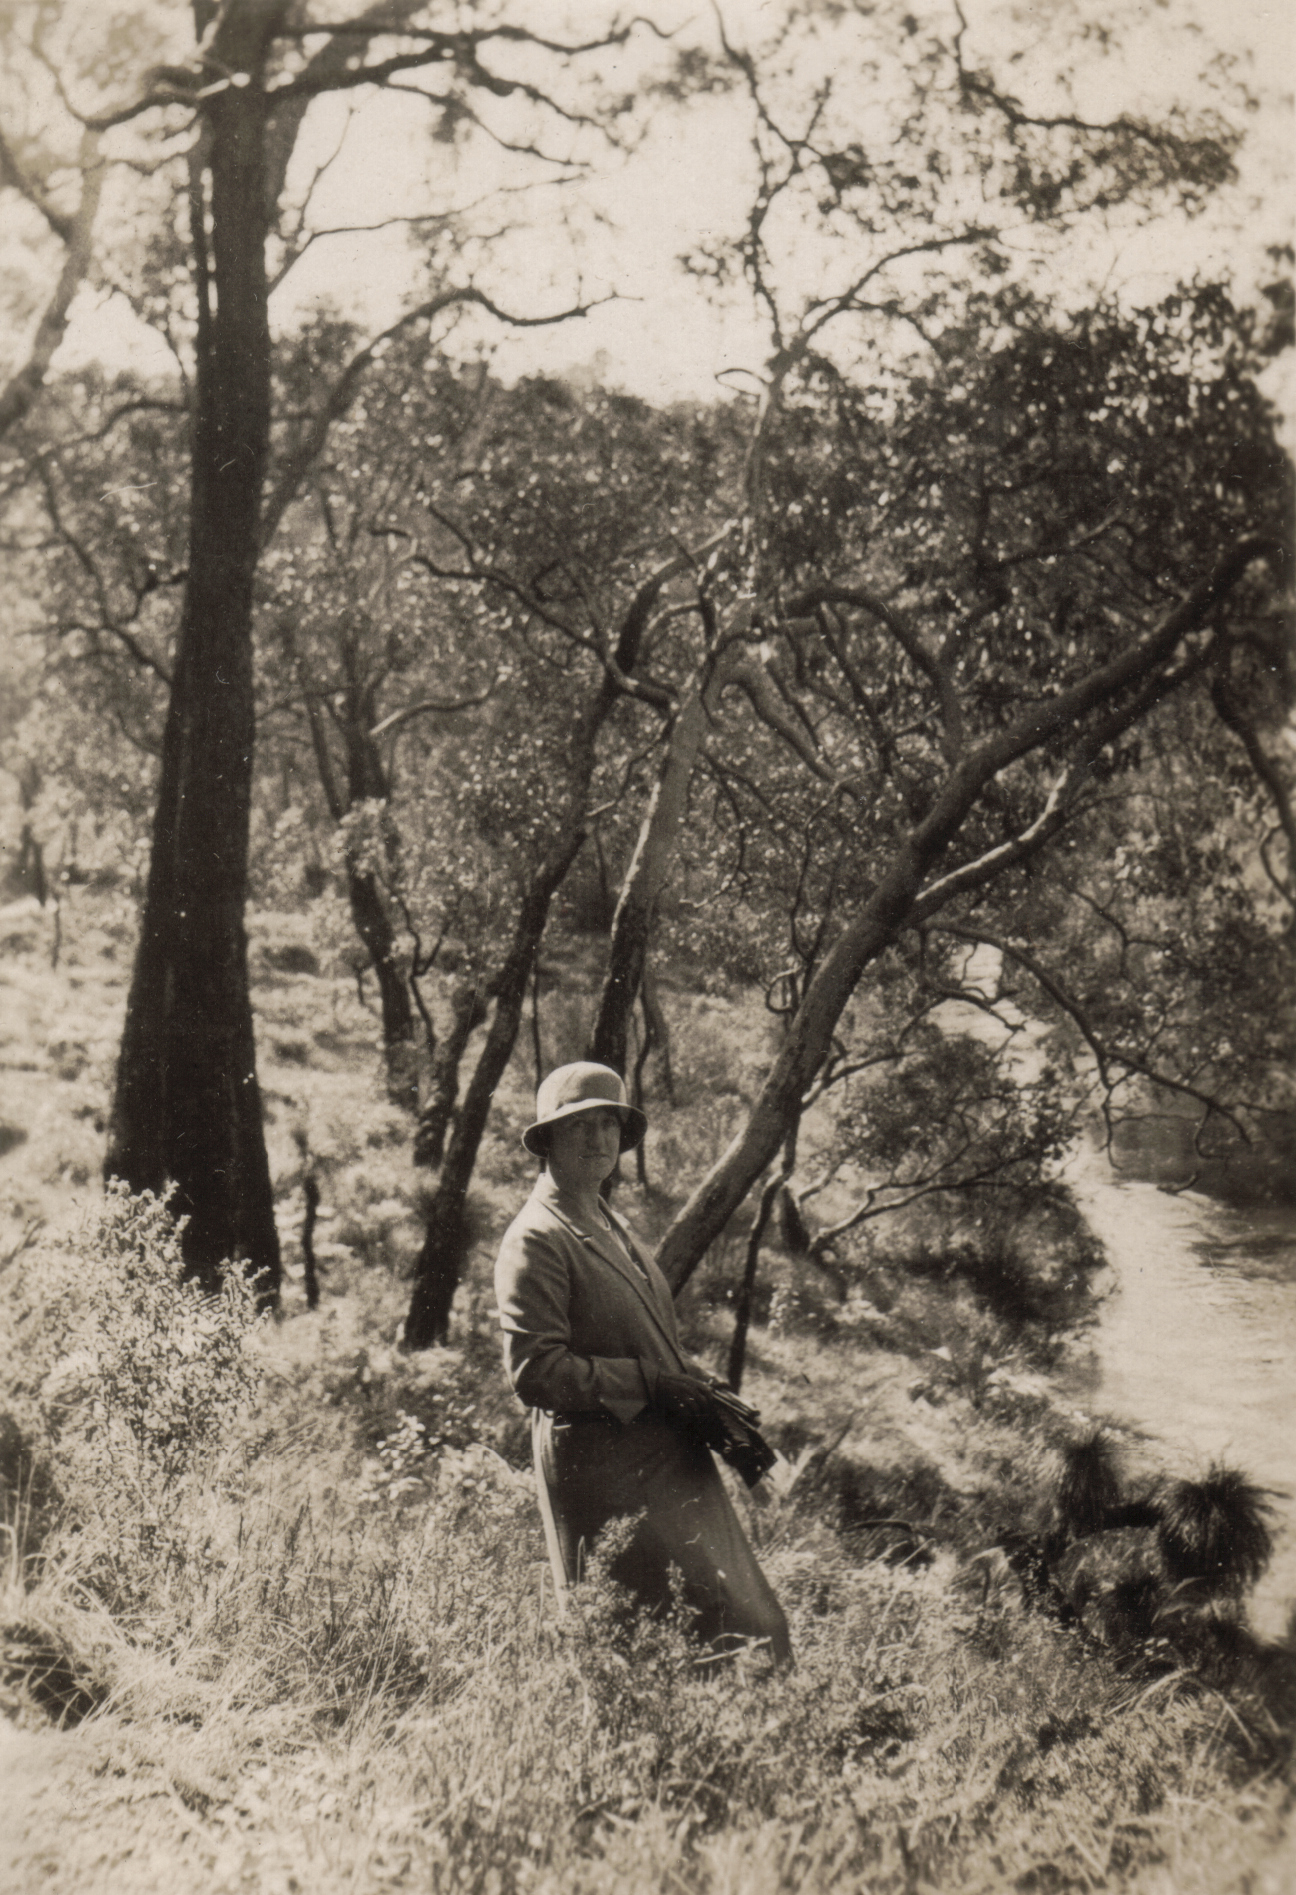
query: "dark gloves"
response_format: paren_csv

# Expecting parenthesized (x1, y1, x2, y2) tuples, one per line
(642, 1364, 777, 1486)
(649, 1370, 724, 1435)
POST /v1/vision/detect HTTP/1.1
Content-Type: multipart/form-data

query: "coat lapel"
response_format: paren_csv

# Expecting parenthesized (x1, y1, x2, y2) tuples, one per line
(536, 1177, 681, 1353)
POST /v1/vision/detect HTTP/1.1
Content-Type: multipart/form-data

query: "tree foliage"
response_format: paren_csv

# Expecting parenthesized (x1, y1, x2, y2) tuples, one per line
(0, 0, 1290, 1335)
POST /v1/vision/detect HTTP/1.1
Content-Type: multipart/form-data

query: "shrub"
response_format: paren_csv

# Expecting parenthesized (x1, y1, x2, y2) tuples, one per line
(2, 1181, 265, 1550)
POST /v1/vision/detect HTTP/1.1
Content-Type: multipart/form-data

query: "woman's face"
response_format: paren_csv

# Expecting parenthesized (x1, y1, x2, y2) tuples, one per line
(546, 1106, 622, 1192)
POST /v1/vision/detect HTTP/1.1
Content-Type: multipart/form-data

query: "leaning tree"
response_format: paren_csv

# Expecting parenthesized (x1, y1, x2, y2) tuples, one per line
(377, 371, 740, 1346)
(651, 275, 1292, 1289)
(539, 0, 1293, 1295)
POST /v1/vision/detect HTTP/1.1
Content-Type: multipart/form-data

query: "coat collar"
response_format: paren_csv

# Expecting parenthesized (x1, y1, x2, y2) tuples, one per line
(531, 1171, 677, 1335)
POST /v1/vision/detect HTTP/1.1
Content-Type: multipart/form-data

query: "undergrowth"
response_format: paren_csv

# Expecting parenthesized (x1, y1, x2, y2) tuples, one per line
(0, 898, 1291, 1892)
(0, 1188, 1289, 1893)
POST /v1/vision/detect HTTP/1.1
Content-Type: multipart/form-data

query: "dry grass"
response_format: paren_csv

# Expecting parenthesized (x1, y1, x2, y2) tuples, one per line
(1, 889, 1293, 1893)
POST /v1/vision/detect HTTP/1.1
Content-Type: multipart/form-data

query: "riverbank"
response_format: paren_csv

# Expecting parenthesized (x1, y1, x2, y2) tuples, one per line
(1066, 1153, 1296, 1642)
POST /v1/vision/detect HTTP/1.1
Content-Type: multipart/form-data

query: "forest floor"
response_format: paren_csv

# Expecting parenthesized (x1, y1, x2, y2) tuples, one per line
(1, 885, 1293, 1894)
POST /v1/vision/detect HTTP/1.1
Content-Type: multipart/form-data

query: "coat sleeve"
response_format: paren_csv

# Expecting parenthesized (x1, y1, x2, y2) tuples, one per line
(495, 1217, 650, 1425)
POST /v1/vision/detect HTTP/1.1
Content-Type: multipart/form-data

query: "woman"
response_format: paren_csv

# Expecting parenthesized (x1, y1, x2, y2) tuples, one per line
(495, 1061, 791, 1662)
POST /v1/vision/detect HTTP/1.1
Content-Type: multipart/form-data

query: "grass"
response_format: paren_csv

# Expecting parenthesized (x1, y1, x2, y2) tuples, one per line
(1, 886, 1293, 1893)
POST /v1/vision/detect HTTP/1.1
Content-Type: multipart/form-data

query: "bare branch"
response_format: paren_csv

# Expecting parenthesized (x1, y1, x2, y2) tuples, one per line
(951, 0, 1238, 184)
(369, 683, 498, 739)
(785, 583, 963, 757)
(0, 131, 103, 441)
(728, 660, 836, 783)
(935, 922, 1254, 1149)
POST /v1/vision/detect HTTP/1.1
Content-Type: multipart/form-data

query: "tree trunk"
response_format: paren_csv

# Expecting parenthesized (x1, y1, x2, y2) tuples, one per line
(347, 865, 418, 1111)
(413, 978, 489, 1168)
(403, 547, 713, 1342)
(0, 130, 102, 441)
(105, 4, 288, 1297)
(589, 648, 737, 1072)
(727, 1173, 781, 1394)
(404, 834, 584, 1348)
(301, 1172, 320, 1312)
(652, 538, 1282, 1294)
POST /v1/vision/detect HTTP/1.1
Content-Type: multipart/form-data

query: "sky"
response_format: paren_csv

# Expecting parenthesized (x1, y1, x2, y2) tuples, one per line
(52, 0, 1296, 412)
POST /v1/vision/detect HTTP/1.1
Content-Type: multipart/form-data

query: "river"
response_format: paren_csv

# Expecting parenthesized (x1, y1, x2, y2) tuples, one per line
(1063, 1151, 1296, 1640)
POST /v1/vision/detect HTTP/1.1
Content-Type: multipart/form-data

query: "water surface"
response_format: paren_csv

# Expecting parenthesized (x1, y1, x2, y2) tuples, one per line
(1064, 1153, 1296, 1639)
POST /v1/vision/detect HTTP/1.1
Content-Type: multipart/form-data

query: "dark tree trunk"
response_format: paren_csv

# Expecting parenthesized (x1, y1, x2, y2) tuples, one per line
(404, 837, 583, 1348)
(301, 1172, 320, 1312)
(299, 681, 418, 1107)
(15, 818, 47, 907)
(105, 5, 289, 1297)
(727, 1173, 781, 1394)
(413, 979, 490, 1168)
(347, 865, 418, 1111)
(340, 692, 420, 1111)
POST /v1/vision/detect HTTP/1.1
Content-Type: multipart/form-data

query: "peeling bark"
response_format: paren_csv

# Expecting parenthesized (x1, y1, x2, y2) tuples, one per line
(590, 639, 745, 1071)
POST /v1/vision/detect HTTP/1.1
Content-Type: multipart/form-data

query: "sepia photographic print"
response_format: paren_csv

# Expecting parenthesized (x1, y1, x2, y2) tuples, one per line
(1, 1, 1293, 1889)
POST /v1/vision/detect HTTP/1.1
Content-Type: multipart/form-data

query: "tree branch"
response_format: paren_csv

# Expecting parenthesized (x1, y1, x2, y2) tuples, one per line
(1211, 679, 1296, 904)
(0, 130, 103, 441)
(0, 121, 74, 240)
(785, 583, 964, 757)
(934, 922, 1254, 1150)
(261, 283, 611, 544)
(369, 683, 497, 739)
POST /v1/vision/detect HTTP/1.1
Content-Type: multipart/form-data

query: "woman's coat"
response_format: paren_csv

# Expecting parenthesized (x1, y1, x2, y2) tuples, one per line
(495, 1171, 790, 1659)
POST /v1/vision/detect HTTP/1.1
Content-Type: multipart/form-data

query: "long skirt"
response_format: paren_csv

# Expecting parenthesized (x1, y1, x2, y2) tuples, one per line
(532, 1409, 791, 1661)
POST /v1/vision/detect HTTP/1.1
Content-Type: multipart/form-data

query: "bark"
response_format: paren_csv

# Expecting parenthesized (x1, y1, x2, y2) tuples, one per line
(412, 978, 489, 1168)
(298, 666, 419, 1104)
(653, 537, 1287, 1293)
(340, 702, 419, 1111)
(0, 130, 102, 441)
(589, 690, 707, 1072)
(727, 1173, 781, 1394)
(301, 1172, 320, 1312)
(106, 3, 289, 1297)
(403, 551, 700, 1344)
(589, 636, 745, 1071)
(15, 826, 47, 906)
(404, 834, 584, 1347)
(347, 865, 418, 1111)
(13, 762, 47, 905)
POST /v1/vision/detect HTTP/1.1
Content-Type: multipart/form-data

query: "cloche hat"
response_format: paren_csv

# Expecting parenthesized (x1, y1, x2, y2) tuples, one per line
(523, 1061, 647, 1156)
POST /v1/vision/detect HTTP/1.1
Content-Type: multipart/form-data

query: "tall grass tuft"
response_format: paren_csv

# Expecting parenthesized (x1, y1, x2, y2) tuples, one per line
(1157, 1465, 1275, 1597)
(1055, 1430, 1124, 1540)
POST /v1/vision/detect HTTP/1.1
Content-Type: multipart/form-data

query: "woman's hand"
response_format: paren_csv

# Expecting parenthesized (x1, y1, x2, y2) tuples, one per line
(649, 1371, 725, 1436)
